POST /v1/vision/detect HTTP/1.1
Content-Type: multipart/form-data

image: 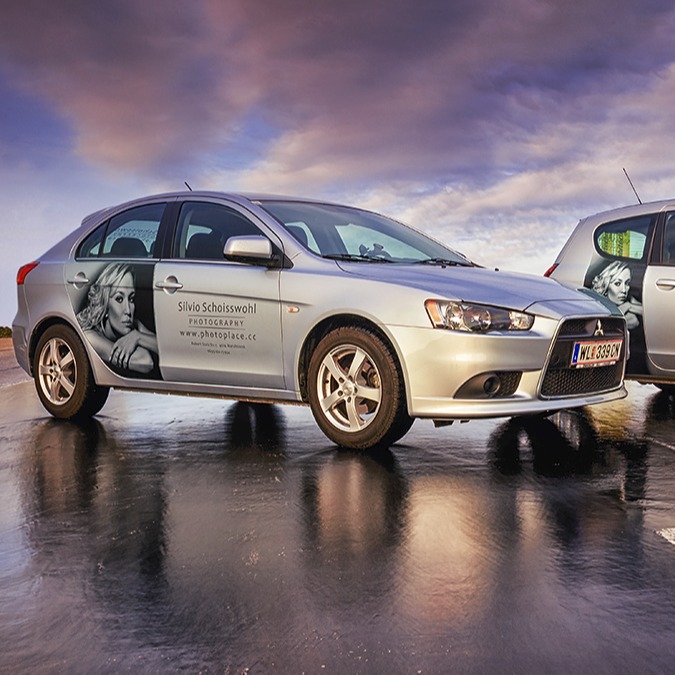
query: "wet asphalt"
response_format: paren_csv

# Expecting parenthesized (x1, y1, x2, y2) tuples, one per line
(1, 367, 675, 673)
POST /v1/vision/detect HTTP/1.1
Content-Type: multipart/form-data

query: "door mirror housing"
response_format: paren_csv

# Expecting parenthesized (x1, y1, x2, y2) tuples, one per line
(224, 236, 278, 266)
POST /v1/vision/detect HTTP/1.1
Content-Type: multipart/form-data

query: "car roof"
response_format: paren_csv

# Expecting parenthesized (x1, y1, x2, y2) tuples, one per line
(580, 198, 675, 226)
(79, 191, 341, 226)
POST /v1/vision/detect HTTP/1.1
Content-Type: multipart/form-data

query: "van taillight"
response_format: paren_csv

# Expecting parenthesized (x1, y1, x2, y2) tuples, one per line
(17, 261, 39, 285)
(543, 263, 558, 278)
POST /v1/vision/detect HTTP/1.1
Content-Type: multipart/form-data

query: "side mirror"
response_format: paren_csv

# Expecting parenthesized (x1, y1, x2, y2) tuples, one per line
(224, 236, 277, 266)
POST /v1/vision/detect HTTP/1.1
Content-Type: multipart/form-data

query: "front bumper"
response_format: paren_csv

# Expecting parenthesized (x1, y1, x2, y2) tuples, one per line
(389, 313, 627, 420)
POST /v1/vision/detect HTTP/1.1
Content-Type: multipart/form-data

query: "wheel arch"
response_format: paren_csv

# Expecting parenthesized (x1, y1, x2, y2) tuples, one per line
(297, 313, 408, 407)
(28, 316, 81, 377)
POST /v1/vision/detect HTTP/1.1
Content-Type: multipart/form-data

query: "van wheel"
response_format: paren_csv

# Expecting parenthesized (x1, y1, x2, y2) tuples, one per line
(307, 326, 411, 449)
(33, 325, 110, 419)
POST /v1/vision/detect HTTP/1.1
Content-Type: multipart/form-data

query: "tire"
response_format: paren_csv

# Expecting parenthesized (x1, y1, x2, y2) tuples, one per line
(387, 410, 415, 445)
(307, 326, 412, 449)
(33, 324, 110, 419)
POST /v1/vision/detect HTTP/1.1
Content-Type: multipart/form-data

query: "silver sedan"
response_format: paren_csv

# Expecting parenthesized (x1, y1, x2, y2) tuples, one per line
(13, 192, 627, 449)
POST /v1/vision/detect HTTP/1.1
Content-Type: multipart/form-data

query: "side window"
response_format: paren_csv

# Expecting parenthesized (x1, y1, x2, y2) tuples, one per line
(174, 202, 261, 260)
(663, 212, 675, 265)
(78, 203, 166, 259)
(594, 214, 656, 261)
(79, 225, 105, 258)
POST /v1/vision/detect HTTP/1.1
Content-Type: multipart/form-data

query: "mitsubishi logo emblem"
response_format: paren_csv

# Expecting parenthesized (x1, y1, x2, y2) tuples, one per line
(594, 320, 605, 337)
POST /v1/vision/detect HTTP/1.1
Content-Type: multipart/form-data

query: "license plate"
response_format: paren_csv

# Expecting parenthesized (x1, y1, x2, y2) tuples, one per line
(571, 339, 623, 368)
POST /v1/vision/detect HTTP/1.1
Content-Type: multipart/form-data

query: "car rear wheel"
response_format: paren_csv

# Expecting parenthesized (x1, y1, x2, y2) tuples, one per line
(33, 325, 110, 419)
(307, 326, 412, 449)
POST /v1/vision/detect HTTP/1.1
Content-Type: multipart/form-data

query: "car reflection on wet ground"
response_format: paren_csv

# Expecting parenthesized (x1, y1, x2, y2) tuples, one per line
(1, 380, 675, 673)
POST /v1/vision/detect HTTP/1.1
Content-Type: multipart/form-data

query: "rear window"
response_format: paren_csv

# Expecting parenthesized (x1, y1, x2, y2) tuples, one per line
(594, 214, 656, 261)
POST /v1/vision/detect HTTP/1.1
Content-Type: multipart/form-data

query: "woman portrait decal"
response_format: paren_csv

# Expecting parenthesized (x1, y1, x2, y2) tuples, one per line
(588, 259, 647, 374)
(591, 260, 643, 330)
(76, 262, 160, 378)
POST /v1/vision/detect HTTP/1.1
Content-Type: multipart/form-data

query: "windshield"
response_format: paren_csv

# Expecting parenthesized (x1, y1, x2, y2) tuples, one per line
(258, 201, 472, 265)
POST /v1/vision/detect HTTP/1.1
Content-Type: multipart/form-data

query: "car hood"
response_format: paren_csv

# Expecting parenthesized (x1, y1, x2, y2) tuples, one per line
(336, 262, 601, 312)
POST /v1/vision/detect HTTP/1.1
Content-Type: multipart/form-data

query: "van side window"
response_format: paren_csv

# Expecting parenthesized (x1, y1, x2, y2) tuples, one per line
(594, 214, 656, 261)
(663, 213, 675, 265)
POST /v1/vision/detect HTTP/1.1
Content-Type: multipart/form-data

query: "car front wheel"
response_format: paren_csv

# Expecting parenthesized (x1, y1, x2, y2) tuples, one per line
(33, 324, 110, 419)
(307, 326, 412, 449)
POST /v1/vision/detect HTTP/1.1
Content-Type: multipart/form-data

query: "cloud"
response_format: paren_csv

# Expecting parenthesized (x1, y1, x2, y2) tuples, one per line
(194, 0, 675, 202)
(1, 0, 675, 189)
(0, 1, 256, 171)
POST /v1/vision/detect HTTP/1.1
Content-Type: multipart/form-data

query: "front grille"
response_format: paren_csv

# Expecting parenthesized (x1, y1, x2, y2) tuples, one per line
(540, 317, 625, 398)
(556, 317, 625, 337)
(541, 365, 623, 397)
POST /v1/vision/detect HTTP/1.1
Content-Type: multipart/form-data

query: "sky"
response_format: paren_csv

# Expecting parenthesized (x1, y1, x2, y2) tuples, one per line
(2, 0, 675, 326)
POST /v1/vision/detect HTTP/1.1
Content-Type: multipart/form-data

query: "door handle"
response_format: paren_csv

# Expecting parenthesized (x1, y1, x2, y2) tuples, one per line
(656, 278, 675, 291)
(155, 276, 183, 293)
(67, 272, 90, 288)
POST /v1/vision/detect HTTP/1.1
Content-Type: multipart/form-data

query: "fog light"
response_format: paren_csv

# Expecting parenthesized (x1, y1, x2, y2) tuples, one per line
(455, 371, 522, 399)
(483, 375, 501, 397)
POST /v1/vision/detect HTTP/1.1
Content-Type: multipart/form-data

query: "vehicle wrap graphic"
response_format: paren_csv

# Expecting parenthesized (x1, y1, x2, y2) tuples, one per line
(70, 262, 162, 380)
(583, 258, 646, 375)
(174, 298, 258, 357)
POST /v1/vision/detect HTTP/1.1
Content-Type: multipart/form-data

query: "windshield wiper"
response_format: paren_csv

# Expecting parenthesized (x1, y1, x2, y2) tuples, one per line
(414, 257, 471, 267)
(323, 253, 395, 263)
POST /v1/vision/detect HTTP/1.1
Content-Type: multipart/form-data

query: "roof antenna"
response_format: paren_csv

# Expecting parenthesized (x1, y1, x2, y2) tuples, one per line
(184, 181, 193, 191)
(622, 168, 642, 204)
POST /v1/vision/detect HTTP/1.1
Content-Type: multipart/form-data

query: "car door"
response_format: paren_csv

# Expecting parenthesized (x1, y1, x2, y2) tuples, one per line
(579, 212, 657, 375)
(152, 199, 285, 389)
(642, 211, 675, 372)
(66, 201, 167, 379)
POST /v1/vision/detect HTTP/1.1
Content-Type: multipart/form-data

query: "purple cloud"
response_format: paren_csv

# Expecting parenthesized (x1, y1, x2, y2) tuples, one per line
(1, 0, 673, 187)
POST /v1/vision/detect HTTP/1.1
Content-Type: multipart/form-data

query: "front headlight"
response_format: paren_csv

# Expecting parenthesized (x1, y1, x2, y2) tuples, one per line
(424, 299, 534, 332)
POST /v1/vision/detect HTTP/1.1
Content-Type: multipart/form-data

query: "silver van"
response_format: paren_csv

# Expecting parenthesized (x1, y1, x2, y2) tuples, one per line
(546, 199, 675, 392)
